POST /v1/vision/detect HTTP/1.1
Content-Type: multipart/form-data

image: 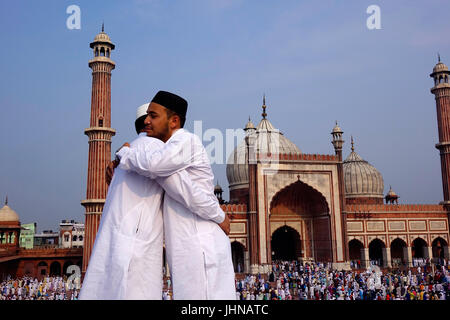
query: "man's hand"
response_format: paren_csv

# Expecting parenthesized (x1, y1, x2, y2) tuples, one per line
(106, 160, 119, 185)
(218, 214, 231, 235)
(106, 142, 131, 185)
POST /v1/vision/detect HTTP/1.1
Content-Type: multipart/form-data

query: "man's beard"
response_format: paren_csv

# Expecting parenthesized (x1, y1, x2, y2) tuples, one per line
(148, 122, 170, 142)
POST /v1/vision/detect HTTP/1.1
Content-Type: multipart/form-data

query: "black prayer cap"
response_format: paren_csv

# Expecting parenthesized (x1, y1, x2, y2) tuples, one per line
(151, 90, 188, 118)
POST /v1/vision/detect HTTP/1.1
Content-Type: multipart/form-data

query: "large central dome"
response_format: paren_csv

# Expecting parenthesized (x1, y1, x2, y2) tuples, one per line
(226, 99, 301, 193)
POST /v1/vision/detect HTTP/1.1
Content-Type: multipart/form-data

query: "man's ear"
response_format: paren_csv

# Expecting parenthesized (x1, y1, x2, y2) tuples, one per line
(170, 115, 181, 129)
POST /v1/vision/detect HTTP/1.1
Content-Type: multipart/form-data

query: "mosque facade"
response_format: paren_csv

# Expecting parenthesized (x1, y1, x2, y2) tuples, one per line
(220, 61, 450, 274)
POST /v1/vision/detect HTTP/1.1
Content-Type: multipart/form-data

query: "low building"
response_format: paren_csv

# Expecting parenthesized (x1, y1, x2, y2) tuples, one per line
(60, 220, 85, 249)
(34, 230, 59, 248)
(19, 223, 36, 249)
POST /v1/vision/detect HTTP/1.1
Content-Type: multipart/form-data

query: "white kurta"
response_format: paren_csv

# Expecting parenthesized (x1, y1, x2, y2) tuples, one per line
(79, 134, 165, 300)
(118, 128, 236, 300)
(80, 133, 230, 300)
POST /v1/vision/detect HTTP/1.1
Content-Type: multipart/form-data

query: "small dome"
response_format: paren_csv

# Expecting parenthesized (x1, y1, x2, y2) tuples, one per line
(94, 32, 111, 43)
(0, 199, 19, 222)
(226, 111, 301, 191)
(90, 27, 115, 49)
(433, 61, 448, 74)
(343, 147, 384, 199)
(214, 181, 223, 193)
(244, 117, 256, 131)
(386, 186, 398, 197)
(332, 121, 343, 134)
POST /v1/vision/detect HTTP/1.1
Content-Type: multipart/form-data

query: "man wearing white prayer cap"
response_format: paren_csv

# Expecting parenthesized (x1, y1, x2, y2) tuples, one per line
(80, 103, 225, 300)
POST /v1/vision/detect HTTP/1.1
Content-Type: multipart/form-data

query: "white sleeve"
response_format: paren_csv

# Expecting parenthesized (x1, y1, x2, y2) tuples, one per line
(116, 134, 201, 179)
(157, 172, 225, 224)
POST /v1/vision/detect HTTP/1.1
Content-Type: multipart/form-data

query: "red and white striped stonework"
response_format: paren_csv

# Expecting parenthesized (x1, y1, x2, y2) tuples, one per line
(81, 30, 116, 274)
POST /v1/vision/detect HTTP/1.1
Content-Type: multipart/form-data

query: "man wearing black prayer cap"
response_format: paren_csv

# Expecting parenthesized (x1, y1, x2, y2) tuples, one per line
(80, 102, 230, 300)
(116, 91, 236, 300)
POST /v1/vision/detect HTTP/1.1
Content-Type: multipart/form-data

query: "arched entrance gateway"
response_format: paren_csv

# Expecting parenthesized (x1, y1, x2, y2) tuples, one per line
(269, 180, 332, 263)
(369, 239, 385, 266)
(231, 241, 245, 273)
(348, 239, 363, 267)
(271, 226, 301, 261)
(412, 238, 427, 259)
(390, 238, 407, 267)
(432, 237, 448, 264)
(50, 261, 61, 276)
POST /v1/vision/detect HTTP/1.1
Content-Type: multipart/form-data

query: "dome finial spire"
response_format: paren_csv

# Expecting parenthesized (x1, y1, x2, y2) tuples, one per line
(351, 136, 355, 152)
(262, 94, 267, 119)
(102, 22, 104, 32)
(438, 52, 441, 63)
(5, 195, 7, 206)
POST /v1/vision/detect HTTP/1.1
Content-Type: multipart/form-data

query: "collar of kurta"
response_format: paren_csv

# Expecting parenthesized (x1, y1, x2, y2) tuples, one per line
(166, 128, 185, 143)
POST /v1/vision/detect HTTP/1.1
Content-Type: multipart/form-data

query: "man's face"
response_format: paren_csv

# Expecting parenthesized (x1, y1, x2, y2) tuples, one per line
(144, 102, 170, 142)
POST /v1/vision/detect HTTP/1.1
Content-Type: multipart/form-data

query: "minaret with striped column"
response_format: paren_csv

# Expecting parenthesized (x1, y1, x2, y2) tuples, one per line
(81, 26, 116, 274)
(430, 56, 450, 211)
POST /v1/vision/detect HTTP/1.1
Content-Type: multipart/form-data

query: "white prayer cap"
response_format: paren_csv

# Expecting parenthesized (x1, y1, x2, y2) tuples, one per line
(136, 103, 149, 120)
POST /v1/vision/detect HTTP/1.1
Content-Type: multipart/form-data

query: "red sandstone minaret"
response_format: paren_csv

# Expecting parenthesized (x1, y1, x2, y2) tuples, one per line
(331, 121, 349, 262)
(81, 25, 116, 274)
(430, 55, 450, 215)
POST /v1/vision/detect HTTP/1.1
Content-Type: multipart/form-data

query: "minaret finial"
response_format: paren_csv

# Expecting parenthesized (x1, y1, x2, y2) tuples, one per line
(351, 136, 355, 152)
(262, 94, 267, 119)
(102, 22, 104, 33)
(5, 195, 8, 206)
(438, 52, 441, 63)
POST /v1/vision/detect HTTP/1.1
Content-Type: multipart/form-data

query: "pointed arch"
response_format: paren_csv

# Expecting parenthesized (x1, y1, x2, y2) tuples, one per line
(271, 225, 302, 261)
(412, 237, 428, 258)
(231, 241, 245, 273)
(270, 179, 329, 216)
(369, 238, 385, 266)
(348, 239, 364, 264)
(432, 237, 448, 261)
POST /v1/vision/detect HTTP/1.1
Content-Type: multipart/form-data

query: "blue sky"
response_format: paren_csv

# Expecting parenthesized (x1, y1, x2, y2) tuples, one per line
(1, 0, 449, 232)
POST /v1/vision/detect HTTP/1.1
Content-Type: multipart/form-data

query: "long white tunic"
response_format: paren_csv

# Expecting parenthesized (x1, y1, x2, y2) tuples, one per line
(79, 134, 165, 300)
(118, 128, 236, 300)
(80, 133, 222, 300)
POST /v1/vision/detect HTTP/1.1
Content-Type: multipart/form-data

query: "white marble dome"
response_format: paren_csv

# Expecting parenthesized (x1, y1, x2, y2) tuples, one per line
(226, 112, 301, 191)
(0, 199, 19, 222)
(343, 145, 384, 199)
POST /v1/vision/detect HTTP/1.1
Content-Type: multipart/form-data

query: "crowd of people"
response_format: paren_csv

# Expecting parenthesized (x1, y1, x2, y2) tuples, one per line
(2, 260, 449, 300)
(235, 260, 450, 300)
(0, 275, 81, 300)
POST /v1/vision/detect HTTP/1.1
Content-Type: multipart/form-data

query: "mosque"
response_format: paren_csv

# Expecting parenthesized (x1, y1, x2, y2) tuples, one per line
(219, 58, 450, 273)
(1, 28, 449, 280)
